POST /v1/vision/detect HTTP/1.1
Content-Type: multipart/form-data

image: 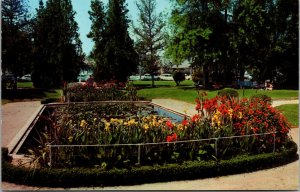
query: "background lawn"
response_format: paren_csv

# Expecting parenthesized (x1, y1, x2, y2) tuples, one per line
(275, 104, 299, 127)
(134, 80, 299, 103)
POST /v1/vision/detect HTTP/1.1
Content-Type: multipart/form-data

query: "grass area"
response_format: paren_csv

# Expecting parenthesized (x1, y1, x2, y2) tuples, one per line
(2, 81, 61, 105)
(17, 82, 34, 88)
(275, 104, 299, 127)
(133, 80, 298, 103)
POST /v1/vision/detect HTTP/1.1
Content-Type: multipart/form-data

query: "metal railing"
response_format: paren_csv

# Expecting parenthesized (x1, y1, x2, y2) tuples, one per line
(48, 132, 277, 167)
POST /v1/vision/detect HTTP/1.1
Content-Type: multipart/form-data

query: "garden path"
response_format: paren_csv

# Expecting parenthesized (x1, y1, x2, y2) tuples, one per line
(1, 99, 299, 190)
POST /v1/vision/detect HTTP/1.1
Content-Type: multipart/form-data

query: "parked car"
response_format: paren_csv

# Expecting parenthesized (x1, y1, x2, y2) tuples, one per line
(141, 74, 160, 81)
(129, 74, 141, 81)
(19, 74, 31, 82)
(185, 74, 191, 80)
(159, 73, 173, 81)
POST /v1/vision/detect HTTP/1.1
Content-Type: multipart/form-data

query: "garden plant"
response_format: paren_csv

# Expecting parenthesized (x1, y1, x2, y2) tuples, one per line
(19, 89, 293, 170)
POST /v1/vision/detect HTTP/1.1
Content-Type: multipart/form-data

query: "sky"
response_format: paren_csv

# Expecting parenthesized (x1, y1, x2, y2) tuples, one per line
(27, 0, 171, 56)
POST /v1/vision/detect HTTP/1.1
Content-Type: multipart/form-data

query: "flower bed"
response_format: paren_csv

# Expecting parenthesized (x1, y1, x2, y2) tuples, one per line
(63, 81, 138, 102)
(19, 92, 293, 169)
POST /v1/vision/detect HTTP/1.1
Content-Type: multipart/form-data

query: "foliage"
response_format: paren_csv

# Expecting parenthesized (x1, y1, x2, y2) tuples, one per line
(133, 0, 166, 87)
(2, 141, 298, 187)
(250, 94, 272, 105)
(217, 88, 239, 98)
(63, 81, 137, 102)
(1, 0, 32, 79)
(172, 70, 185, 86)
(31, 0, 84, 88)
(191, 67, 204, 85)
(21, 92, 293, 168)
(166, 0, 298, 89)
(88, 0, 139, 83)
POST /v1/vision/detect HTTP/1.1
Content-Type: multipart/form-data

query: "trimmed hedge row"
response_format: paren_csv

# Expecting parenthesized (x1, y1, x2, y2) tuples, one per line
(2, 141, 298, 188)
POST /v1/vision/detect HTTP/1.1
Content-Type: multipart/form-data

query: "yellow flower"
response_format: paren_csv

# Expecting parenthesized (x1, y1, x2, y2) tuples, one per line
(127, 119, 137, 126)
(217, 120, 221, 127)
(80, 120, 88, 127)
(177, 124, 184, 131)
(105, 122, 110, 131)
(143, 124, 149, 130)
(94, 118, 97, 122)
(238, 112, 243, 119)
(228, 108, 233, 119)
(110, 118, 122, 124)
(68, 136, 73, 143)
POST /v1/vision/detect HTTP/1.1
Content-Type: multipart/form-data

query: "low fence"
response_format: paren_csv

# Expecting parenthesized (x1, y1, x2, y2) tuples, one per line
(48, 132, 277, 167)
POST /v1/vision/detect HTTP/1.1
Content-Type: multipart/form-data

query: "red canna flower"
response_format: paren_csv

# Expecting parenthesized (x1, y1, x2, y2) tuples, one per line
(192, 114, 200, 122)
(182, 119, 189, 126)
(166, 120, 173, 129)
(166, 133, 178, 142)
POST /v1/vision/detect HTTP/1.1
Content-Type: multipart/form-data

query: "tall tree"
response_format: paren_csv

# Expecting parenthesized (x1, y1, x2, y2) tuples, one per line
(87, 0, 107, 82)
(88, 0, 138, 82)
(1, 0, 32, 77)
(133, 0, 165, 87)
(32, 0, 84, 88)
(104, 0, 138, 82)
(166, 0, 231, 88)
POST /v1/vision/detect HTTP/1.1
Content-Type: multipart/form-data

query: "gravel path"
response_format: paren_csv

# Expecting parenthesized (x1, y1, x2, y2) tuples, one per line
(1, 99, 299, 190)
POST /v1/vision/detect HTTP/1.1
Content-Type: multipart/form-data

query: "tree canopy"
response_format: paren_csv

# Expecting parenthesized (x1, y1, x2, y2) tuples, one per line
(88, 0, 139, 83)
(133, 0, 166, 87)
(166, 0, 298, 89)
(31, 0, 84, 88)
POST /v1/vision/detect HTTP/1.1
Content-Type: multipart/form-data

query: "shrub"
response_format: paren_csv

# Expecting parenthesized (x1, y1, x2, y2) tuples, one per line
(217, 88, 239, 98)
(250, 94, 272, 105)
(191, 68, 204, 86)
(41, 98, 60, 104)
(173, 70, 185, 86)
(2, 140, 298, 187)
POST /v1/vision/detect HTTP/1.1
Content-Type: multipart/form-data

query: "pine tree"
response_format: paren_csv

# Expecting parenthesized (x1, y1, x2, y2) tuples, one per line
(1, 0, 32, 77)
(88, 0, 138, 82)
(87, 0, 108, 82)
(133, 0, 165, 87)
(32, 0, 84, 88)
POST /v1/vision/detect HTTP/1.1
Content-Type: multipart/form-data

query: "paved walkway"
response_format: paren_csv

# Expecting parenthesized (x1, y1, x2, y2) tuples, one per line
(1, 99, 299, 190)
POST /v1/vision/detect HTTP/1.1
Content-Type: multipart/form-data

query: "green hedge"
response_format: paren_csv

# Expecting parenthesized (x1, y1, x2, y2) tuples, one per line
(40, 98, 60, 104)
(217, 88, 239, 98)
(2, 141, 298, 188)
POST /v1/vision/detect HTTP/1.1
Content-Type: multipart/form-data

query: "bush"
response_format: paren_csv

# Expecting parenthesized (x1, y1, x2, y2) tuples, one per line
(2, 141, 298, 187)
(191, 68, 204, 86)
(41, 98, 60, 104)
(250, 94, 272, 105)
(173, 71, 185, 86)
(217, 88, 239, 98)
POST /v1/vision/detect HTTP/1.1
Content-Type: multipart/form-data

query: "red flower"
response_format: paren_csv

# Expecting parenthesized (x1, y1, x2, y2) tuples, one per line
(192, 114, 200, 122)
(166, 133, 178, 142)
(166, 120, 173, 129)
(182, 119, 189, 126)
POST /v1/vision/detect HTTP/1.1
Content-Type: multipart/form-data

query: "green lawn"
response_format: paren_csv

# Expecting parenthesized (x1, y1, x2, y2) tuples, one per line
(134, 80, 298, 103)
(275, 104, 299, 127)
(17, 81, 34, 88)
(2, 81, 61, 105)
